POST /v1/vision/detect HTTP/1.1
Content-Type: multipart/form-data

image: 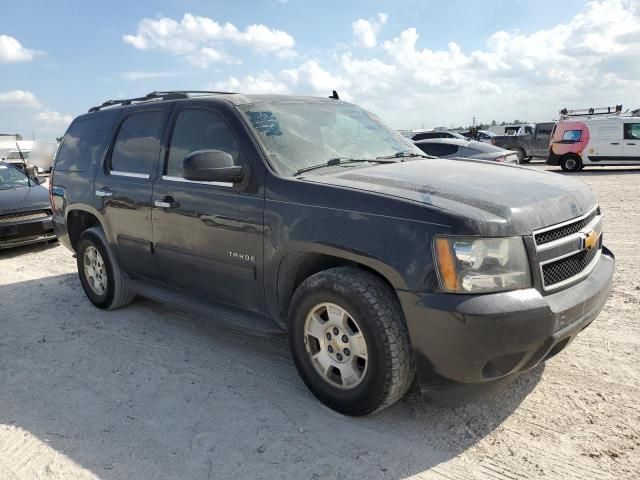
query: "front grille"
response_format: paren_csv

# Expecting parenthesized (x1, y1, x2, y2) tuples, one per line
(0, 210, 50, 224)
(542, 245, 599, 286)
(535, 209, 598, 245)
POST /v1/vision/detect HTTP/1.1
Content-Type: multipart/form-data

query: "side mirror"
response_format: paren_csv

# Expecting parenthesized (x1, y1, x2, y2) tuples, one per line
(183, 150, 245, 183)
(36, 175, 47, 184)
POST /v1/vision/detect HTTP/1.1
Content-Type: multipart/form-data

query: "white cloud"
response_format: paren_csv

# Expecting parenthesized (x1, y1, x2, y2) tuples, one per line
(0, 90, 41, 108)
(34, 110, 73, 130)
(352, 13, 388, 48)
(120, 71, 183, 80)
(211, 72, 290, 94)
(0, 35, 38, 63)
(123, 13, 295, 65)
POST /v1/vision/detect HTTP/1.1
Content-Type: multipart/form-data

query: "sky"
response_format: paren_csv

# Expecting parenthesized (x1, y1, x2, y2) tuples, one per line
(1, 0, 639, 141)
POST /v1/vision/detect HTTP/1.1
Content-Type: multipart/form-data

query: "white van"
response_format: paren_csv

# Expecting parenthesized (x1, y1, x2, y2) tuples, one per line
(548, 106, 640, 171)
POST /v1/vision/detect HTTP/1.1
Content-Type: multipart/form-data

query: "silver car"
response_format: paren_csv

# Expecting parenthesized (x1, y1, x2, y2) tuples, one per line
(414, 138, 519, 164)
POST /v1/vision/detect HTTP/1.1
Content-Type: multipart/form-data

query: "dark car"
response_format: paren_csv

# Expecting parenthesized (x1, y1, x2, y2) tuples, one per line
(51, 91, 614, 416)
(491, 122, 556, 163)
(414, 138, 519, 164)
(0, 161, 56, 249)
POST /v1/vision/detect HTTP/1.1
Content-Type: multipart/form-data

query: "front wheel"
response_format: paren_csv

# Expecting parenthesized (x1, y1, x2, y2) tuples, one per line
(560, 154, 582, 172)
(288, 267, 415, 416)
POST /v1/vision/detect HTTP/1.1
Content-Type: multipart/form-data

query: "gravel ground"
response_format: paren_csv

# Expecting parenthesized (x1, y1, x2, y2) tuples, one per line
(0, 163, 639, 480)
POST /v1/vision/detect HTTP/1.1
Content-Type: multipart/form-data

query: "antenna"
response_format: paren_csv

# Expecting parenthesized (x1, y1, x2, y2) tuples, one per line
(328, 90, 339, 100)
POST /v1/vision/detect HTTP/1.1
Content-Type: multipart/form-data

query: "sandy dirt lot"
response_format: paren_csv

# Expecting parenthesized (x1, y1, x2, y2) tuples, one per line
(1, 163, 639, 480)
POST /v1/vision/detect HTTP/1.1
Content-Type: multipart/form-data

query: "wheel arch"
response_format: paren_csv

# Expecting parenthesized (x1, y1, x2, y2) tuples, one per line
(272, 243, 407, 326)
(66, 206, 105, 252)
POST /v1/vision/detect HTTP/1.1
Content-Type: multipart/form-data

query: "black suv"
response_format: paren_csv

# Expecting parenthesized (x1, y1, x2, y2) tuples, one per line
(51, 91, 614, 415)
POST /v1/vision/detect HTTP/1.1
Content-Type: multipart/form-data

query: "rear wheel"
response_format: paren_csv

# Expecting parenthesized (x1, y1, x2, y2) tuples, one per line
(513, 148, 526, 163)
(288, 267, 415, 416)
(77, 228, 135, 310)
(560, 154, 582, 172)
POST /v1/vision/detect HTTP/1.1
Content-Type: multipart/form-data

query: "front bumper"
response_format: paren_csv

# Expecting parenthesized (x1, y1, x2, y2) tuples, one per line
(398, 247, 614, 403)
(0, 213, 56, 249)
(546, 148, 562, 165)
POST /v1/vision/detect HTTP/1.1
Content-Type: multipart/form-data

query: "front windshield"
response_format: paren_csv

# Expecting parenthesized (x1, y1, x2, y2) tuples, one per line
(238, 100, 425, 176)
(0, 164, 29, 190)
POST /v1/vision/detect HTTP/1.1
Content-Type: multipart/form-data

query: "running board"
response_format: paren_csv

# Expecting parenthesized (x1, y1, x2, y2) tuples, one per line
(128, 278, 284, 337)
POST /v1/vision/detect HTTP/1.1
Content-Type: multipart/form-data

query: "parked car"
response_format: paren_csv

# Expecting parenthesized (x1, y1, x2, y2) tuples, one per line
(51, 91, 613, 415)
(0, 139, 40, 176)
(491, 122, 555, 163)
(410, 130, 466, 141)
(414, 138, 519, 164)
(0, 161, 56, 249)
(548, 105, 640, 172)
(460, 129, 498, 143)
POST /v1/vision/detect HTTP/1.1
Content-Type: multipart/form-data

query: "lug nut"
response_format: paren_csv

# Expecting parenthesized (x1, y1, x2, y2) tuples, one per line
(342, 335, 348, 343)
(333, 327, 339, 335)
(328, 345, 334, 353)
(336, 353, 343, 361)
(344, 348, 350, 356)
(326, 332, 331, 340)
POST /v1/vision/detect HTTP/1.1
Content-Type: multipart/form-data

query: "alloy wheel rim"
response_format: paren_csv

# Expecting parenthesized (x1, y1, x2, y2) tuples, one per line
(303, 302, 368, 390)
(566, 158, 576, 170)
(83, 246, 107, 296)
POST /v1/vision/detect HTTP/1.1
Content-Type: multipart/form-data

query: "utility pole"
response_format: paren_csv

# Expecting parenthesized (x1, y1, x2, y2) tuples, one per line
(472, 116, 476, 127)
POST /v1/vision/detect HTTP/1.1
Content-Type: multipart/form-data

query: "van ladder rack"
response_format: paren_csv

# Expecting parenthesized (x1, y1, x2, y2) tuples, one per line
(559, 105, 623, 117)
(88, 90, 236, 113)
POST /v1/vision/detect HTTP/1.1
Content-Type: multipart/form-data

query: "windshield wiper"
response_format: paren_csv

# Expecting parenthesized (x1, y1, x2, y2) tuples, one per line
(376, 151, 431, 160)
(293, 157, 397, 177)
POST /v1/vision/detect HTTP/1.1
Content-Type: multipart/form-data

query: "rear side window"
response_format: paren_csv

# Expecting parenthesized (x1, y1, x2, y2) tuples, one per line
(562, 130, 583, 142)
(624, 123, 640, 140)
(166, 109, 242, 178)
(55, 114, 114, 172)
(110, 110, 165, 175)
(416, 143, 459, 156)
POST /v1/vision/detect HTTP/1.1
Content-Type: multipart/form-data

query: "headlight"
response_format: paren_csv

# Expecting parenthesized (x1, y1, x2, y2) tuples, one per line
(434, 237, 531, 293)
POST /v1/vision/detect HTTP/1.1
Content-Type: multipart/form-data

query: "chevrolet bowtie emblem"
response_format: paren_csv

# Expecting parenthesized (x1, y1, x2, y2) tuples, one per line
(583, 229, 598, 250)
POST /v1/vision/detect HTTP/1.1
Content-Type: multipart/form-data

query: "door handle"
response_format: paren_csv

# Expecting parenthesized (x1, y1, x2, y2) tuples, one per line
(627, 143, 636, 145)
(95, 187, 113, 197)
(610, 142, 620, 145)
(154, 196, 178, 209)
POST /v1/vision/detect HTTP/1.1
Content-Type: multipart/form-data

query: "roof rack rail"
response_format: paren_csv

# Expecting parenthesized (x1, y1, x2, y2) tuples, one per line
(559, 105, 623, 117)
(88, 90, 236, 113)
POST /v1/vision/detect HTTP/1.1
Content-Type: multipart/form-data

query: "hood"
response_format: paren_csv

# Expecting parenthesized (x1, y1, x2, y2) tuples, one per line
(303, 158, 597, 236)
(0, 184, 50, 215)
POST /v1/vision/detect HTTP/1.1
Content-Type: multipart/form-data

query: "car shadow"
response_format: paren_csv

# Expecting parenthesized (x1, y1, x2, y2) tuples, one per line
(0, 273, 543, 479)
(548, 167, 640, 176)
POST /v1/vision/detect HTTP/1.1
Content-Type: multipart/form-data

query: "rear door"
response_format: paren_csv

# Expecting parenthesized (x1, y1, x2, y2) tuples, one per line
(623, 122, 640, 163)
(94, 106, 170, 280)
(151, 102, 267, 313)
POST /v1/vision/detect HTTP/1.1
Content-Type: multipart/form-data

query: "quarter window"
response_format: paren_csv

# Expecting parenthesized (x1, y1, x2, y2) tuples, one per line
(166, 109, 242, 178)
(110, 111, 165, 175)
(624, 123, 640, 140)
(562, 130, 583, 142)
(56, 113, 115, 172)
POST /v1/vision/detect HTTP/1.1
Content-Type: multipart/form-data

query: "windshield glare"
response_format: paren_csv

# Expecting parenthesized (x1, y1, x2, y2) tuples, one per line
(238, 100, 424, 176)
(0, 164, 29, 189)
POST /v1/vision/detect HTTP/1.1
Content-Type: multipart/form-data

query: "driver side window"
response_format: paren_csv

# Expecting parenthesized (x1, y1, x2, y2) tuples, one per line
(166, 109, 242, 178)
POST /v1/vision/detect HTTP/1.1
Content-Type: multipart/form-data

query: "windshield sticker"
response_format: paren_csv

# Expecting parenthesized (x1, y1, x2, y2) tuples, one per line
(246, 111, 282, 136)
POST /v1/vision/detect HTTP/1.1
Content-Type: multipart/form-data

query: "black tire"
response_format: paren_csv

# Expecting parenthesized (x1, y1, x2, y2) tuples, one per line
(560, 154, 582, 172)
(521, 156, 532, 164)
(76, 227, 135, 310)
(513, 148, 526, 163)
(288, 267, 415, 416)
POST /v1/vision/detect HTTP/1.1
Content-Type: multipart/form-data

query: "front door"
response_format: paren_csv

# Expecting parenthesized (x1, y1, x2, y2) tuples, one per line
(94, 107, 169, 279)
(151, 104, 267, 313)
